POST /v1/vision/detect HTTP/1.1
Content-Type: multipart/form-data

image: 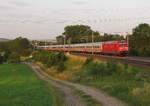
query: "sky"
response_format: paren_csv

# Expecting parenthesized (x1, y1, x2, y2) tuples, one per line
(0, 0, 150, 40)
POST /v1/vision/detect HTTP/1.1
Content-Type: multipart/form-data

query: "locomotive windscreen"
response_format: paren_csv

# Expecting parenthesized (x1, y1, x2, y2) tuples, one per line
(119, 43, 128, 46)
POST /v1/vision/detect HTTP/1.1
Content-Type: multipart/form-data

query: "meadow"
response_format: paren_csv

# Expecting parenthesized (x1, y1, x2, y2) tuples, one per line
(0, 64, 62, 106)
(44, 54, 150, 106)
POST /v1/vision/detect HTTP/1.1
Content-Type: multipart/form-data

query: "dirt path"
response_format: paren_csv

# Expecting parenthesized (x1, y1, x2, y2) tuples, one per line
(29, 64, 86, 106)
(29, 63, 127, 106)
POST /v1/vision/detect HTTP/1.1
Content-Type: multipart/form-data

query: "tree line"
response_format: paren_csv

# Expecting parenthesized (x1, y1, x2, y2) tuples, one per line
(56, 24, 150, 56)
(129, 23, 150, 56)
(0, 37, 32, 64)
(32, 51, 67, 72)
(56, 25, 125, 44)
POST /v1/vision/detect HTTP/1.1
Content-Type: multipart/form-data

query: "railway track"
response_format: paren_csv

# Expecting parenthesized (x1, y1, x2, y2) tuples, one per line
(71, 53, 150, 70)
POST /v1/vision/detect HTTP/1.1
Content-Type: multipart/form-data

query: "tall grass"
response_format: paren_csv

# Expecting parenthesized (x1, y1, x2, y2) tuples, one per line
(56, 56, 150, 106)
(39, 54, 150, 106)
(73, 58, 150, 106)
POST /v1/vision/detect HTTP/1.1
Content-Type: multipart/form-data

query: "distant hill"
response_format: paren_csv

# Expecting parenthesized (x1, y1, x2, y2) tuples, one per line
(0, 38, 9, 41)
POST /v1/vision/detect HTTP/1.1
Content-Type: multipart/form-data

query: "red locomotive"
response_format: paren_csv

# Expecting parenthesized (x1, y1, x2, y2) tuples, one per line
(39, 40, 128, 56)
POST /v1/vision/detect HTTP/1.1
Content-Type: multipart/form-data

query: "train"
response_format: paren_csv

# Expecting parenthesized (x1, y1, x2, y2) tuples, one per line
(38, 40, 129, 56)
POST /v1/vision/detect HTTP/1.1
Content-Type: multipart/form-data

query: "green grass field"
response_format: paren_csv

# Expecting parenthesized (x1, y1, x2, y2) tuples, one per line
(0, 64, 62, 106)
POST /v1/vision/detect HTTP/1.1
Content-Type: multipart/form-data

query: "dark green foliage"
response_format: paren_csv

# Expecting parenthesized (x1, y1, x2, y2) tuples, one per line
(56, 51, 68, 62)
(130, 23, 150, 56)
(124, 63, 128, 70)
(56, 36, 65, 45)
(33, 51, 67, 71)
(57, 62, 65, 72)
(0, 56, 3, 64)
(63, 25, 93, 44)
(56, 25, 125, 44)
(7, 37, 31, 56)
(3, 51, 9, 62)
(106, 60, 119, 75)
(84, 57, 94, 65)
(87, 62, 106, 80)
(0, 37, 32, 62)
(8, 52, 20, 63)
(83, 59, 120, 79)
(100, 33, 125, 42)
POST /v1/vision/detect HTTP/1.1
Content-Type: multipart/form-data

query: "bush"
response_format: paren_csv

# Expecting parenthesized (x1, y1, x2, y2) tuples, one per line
(132, 83, 150, 102)
(83, 59, 121, 80)
(85, 62, 115, 80)
(106, 60, 120, 75)
(33, 51, 68, 69)
(57, 62, 65, 72)
(84, 57, 94, 65)
(56, 51, 67, 62)
(134, 72, 150, 82)
(124, 63, 128, 70)
(8, 52, 20, 63)
(0, 56, 4, 64)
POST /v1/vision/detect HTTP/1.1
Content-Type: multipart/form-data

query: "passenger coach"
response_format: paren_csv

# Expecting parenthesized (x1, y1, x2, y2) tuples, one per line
(38, 40, 128, 56)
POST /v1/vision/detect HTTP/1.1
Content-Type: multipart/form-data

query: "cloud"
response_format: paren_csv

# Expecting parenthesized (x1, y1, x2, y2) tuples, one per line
(56, 20, 69, 24)
(72, 0, 89, 5)
(0, 5, 12, 10)
(11, 0, 29, 7)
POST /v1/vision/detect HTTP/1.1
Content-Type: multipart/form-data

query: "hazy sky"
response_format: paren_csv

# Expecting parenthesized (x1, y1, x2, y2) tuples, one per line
(0, 0, 150, 39)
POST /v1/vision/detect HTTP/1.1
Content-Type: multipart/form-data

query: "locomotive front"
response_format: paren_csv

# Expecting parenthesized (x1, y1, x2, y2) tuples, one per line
(118, 41, 129, 56)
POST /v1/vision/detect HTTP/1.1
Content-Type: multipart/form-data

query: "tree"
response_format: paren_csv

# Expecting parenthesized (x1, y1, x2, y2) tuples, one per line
(57, 25, 125, 44)
(56, 35, 64, 45)
(130, 23, 150, 56)
(8, 37, 31, 56)
(63, 25, 94, 44)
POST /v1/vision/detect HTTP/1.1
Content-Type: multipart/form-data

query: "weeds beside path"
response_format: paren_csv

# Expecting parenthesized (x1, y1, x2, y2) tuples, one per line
(29, 63, 127, 106)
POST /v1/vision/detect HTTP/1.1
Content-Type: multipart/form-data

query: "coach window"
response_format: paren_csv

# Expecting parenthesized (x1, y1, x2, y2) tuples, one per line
(88, 46, 92, 48)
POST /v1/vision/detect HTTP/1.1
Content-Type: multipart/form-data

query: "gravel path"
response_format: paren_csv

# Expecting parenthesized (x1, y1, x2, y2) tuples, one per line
(29, 63, 127, 106)
(30, 64, 86, 106)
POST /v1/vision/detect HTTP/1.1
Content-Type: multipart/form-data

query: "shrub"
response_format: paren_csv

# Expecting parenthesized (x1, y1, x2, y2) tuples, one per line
(124, 63, 128, 70)
(106, 60, 120, 75)
(84, 57, 94, 65)
(87, 63, 100, 79)
(57, 62, 65, 72)
(130, 67, 140, 74)
(83, 59, 121, 80)
(8, 52, 20, 63)
(0, 56, 4, 64)
(134, 72, 150, 82)
(132, 83, 150, 102)
(33, 51, 68, 68)
(56, 51, 67, 62)
(85, 62, 108, 80)
(134, 72, 145, 81)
